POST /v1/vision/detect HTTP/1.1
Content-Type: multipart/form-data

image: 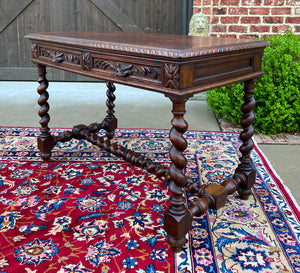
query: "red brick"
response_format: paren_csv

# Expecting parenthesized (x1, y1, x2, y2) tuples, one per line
(263, 0, 284, 5)
(202, 0, 212, 5)
(193, 7, 202, 14)
(296, 8, 300, 16)
(286, 0, 297, 4)
(206, 15, 213, 23)
(202, 7, 211, 14)
(272, 25, 292, 33)
(286, 17, 300, 24)
(272, 8, 292, 15)
(193, 0, 203, 5)
(270, 134, 289, 144)
(228, 7, 248, 15)
(263, 16, 284, 23)
(295, 26, 300, 32)
(241, 16, 261, 24)
(211, 16, 220, 24)
(213, 7, 227, 15)
(250, 25, 271, 32)
(253, 134, 264, 144)
(221, 16, 240, 24)
(250, 8, 270, 15)
(240, 34, 259, 39)
(259, 135, 275, 144)
(211, 25, 227, 32)
(241, 0, 262, 6)
(221, 0, 240, 5)
(228, 25, 248, 32)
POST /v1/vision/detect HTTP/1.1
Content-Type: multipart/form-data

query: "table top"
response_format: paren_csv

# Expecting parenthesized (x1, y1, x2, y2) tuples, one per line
(26, 31, 269, 96)
(26, 31, 269, 59)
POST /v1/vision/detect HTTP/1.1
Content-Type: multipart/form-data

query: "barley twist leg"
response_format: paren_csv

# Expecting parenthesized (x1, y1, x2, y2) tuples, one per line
(235, 79, 257, 199)
(104, 82, 117, 140)
(36, 64, 55, 160)
(164, 97, 192, 252)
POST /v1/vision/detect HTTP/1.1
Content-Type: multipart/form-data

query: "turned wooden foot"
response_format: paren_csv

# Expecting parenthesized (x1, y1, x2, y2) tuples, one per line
(164, 96, 192, 252)
(37, 64, 55, 160)
(164, 203, 192, 252)
(37, 136, 55, 161)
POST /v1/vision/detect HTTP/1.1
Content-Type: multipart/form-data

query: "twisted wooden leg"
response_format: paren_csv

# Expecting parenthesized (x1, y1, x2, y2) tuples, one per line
(104, 82, 117, 139)
(235, 79, 257, 199)
(217, 79, 258, 201)
(36, 65, 55, 160)
(164, 97, 192, 252)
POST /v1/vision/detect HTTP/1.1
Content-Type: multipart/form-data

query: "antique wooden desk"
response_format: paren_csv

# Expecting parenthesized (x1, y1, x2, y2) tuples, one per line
(26, 32, 269, 252)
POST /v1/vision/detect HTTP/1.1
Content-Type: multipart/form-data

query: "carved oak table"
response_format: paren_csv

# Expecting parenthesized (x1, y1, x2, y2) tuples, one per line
(26, 32, 269, 252)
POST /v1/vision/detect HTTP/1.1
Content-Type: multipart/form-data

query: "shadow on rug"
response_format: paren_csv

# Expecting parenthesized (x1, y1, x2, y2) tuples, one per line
(0, 127, 299, 272)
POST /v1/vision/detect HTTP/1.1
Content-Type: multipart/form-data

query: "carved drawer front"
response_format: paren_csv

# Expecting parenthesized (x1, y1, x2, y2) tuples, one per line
(91, 54, 162, 86)
(33, 44, 82, 70)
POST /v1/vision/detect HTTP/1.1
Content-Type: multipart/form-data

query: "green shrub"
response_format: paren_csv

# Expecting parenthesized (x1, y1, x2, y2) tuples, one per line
(207, 31, 300, 135)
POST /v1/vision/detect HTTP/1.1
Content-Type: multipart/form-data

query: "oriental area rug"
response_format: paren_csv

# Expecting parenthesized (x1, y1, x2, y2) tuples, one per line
(0, 127, 299, 273)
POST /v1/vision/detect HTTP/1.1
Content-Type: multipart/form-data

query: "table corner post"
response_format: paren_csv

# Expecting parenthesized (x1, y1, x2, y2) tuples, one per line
(164, 96, 193, 252)
(37, 64, 55, 160)
(234, 78, 257, 200)
(104, 82, 118, 140)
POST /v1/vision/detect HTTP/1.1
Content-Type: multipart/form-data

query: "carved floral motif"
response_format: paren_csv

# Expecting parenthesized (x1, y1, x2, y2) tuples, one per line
(136, 66, 158, 79)
(94, 60, 158, 79)
(32, 44, 38, 59)
(101, 61, 133, 77)
(39, 48, 80, 65)
(164, 64, 180, 89)
(82, 52, 90, 71)
(53, 53, 64, 63)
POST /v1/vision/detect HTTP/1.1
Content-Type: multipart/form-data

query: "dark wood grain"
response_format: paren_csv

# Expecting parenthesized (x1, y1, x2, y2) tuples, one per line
(26, 31, 269, 97)
(26, 31, 269, 58)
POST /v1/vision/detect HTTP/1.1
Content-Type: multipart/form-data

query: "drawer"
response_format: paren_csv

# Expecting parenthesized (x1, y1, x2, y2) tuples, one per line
(90, 53, 162, 86)
(33, 43, 82, 70)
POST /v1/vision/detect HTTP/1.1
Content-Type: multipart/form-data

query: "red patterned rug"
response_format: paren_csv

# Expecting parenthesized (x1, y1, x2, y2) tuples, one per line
(0, 127, 299, 273)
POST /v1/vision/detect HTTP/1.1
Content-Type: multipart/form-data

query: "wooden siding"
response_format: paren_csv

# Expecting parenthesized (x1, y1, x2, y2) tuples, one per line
(0, 0, 189, 81)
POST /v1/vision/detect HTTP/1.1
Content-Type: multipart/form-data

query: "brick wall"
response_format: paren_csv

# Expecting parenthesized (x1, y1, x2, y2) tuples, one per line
(193, 0, 300, 38)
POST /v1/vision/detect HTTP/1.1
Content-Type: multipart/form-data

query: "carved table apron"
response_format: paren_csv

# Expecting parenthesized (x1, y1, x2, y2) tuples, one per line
(26, 32, 269, 252)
